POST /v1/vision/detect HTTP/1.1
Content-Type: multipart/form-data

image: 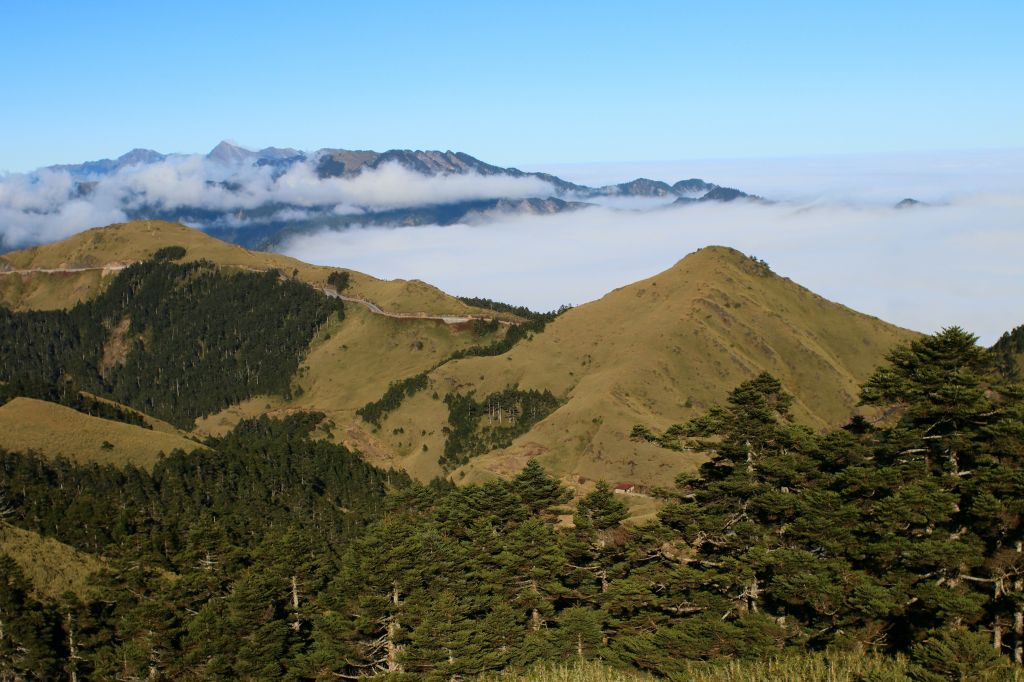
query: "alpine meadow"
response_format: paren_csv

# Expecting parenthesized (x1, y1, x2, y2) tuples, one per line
(2, 2, 1023, 681)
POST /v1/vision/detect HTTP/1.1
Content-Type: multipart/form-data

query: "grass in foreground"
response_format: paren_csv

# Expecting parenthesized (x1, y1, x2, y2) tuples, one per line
(477, 660, 655, 682)
(478, 651, 1024, 682)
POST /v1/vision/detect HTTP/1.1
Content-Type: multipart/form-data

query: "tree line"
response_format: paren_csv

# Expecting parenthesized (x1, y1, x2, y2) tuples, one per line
(456, 296, 570, 323)
(993, 324, 1024, 380)
(356, 373, 430, 427)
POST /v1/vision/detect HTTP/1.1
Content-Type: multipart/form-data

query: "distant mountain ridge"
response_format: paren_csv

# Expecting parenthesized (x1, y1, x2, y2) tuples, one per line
(52, 140, 756, 201)
(39, 142, 760, 249)
(49, 147, 168, 176)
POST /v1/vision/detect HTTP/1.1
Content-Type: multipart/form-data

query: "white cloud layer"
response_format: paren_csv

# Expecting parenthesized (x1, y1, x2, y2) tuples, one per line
(0, 156, 555, 249)
(279, 195, 1024, 346)
(2, 148, 1020, 345)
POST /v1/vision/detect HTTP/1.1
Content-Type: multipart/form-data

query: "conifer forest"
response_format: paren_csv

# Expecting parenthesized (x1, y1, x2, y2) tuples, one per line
(3, 272, 1024, 680)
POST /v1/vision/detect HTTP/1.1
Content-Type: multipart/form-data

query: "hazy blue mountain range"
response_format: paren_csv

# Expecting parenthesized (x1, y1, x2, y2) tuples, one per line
(41, 142, 761, 248)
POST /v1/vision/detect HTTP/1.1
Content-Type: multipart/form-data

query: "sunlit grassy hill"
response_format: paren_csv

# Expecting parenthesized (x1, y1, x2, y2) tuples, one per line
(0, 525, 103, 599)
(0, 221, 511, 477)
(0, 222, 916, 489)
(385, 247, 916, 487)
(0, 397, 205, 469)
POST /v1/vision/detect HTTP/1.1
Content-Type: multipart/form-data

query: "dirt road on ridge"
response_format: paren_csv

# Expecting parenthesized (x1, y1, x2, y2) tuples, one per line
(0, 262, 508, 326)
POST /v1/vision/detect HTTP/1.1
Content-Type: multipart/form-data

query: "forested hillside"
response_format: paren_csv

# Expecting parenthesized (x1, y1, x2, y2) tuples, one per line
(1, 412, 404, 561)
(0, 255, 343, 428)
(3, 328, 1022, 680)
(0, 412, 410, 679)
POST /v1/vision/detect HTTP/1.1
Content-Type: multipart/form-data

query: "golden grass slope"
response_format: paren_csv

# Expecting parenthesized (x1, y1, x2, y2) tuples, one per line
(379, 247, 916, 488)
(0, 266, 109, 311)
(1, 225, 917, 491)
(0, 525, 103, 599)
(0, 397, 205, 469)
(0, 220, 502, 317)
(193, 304, 503, 480)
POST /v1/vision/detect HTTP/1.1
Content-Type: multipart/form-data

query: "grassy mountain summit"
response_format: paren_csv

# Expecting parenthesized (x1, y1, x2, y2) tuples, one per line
(375, 247, 916, 487)
(0, 222, 914, 490)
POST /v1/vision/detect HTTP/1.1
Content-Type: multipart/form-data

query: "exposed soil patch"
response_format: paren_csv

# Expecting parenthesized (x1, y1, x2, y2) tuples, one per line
(100, 316, 133, 376)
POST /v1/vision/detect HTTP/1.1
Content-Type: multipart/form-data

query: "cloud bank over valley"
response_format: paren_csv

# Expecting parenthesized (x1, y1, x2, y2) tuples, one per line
(0, 152, 556, 248)
(0, 145, 1019, 344)
(279, 194, 1024, 346)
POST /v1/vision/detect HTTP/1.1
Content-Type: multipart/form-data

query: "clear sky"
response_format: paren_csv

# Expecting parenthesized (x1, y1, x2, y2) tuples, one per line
(2, 1, 1022, 172)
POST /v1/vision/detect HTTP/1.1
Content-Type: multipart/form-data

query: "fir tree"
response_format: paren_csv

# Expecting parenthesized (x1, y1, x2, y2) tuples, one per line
(0, 556, 63, 680)
(513, 459, 572, 516)
(574, 481, 629, 532)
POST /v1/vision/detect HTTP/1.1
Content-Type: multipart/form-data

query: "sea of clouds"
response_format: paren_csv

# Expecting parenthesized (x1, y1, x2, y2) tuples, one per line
(279, 194, 1023, 345)
(0, 155, 554, 248)
(1, 148, 1020, 344)
(277, 149, 1023, 345)
(538, 148, 1024, 205)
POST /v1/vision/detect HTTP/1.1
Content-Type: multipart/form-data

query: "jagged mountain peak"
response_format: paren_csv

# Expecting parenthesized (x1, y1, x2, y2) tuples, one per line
(116, 148, 166, 165)
(207, 140, 257, 164)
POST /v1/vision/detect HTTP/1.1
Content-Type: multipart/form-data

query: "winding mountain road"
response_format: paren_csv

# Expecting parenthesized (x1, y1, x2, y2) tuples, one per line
(323, 289, 510, 326)
(0, 261, 507, 326)
(326, 288, 474, 323)
(0, 264, 131, 275)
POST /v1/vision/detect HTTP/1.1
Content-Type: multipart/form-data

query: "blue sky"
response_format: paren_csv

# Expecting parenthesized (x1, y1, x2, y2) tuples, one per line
(2, 1, 1022, 171)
